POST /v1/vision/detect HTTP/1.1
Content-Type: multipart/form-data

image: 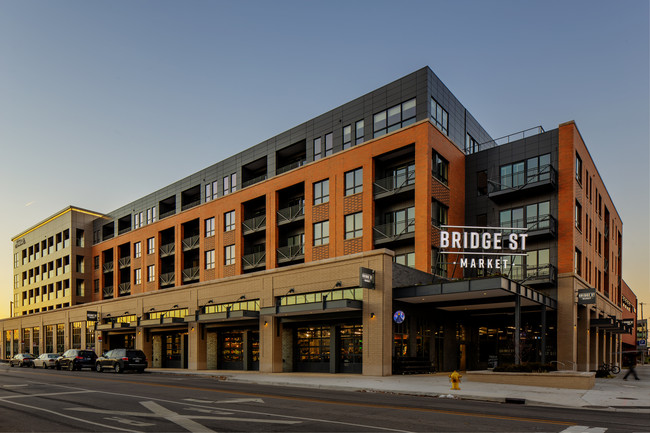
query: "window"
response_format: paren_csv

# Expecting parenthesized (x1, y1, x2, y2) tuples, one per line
(390, 163, 415, 188)
(133, 242, 141, 259)
(313, 179, 329, 205)
(224, 210, 235, 232)
(343, 125, 352, 149)
(146, 207, 156, 224)
(585, 170, 590, 199)
(205, 250, 215, 270)
(225, 245, 235, 266)
(432, 152, 448, 185)
(574, 248, 582, 276)
(134, 268, 141, 285)
(324, 133, 333, 156)
(355, 120, 365, 144)
(432, 247, 447, 277)
(500, 161, 525, 189)
(394, 252, 415, 268)
(385, 207, 415, 234)
(94, 279, 99, 293)
(313, 137, 321, 161)
(526, 201, 551, 230)
(314, 133, 333, 160)
(477, 170, 488, 196)
(205, 180, 218, 202)
(575, 153, 583, 184)
(526, 249, 550, 278)
(527, 154, 551, 183)
(345, 212, 363, 239)
(147, 265, 155, 282)
(373, 98, 416, 137)
(205, 217, 215, 237)
(500, 207, 524, 230)
(94, 256, 99, 270)
(223, 173, 237, 195)
(134, 212, 143, 229)
(147, 237, 155, 255)
(466, 133, 479, 154)
(313, 221, 329, 246)
(430, 97, 448, 135)
(575, 201, 582, 231)
(432, 200, 448, 227)
(345, 168, 363, 196)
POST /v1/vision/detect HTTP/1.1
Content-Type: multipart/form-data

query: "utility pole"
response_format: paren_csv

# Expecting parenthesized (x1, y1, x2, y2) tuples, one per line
(640, 302, 646, 365)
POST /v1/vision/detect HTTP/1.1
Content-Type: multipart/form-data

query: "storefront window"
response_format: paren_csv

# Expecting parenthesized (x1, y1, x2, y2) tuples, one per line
(5, 330, 11, 359)
(296, 326, 330, 363)
(86, 321, 95, 350)
(280, 288, 362, 306)
(221, 332, 243, 363)
(32, 327, 39, 356)
(45, 325, 54, 353)
(22, 328, 31, 354)
(71, 322, 82, 349)
(340, 325, 363, 366)
(56, 324, 64, 354)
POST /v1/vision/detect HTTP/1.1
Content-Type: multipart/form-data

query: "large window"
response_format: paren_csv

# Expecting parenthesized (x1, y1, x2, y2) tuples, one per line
(431, 247, 447, 277)
(313, 221, 330, 246)
(345, 168, 363, 196)
(430, 97, 448, 135)
(71, 322, 82, 349)
(526, 249, 550, 278)
(296, 326, 331, 363)
(394, 252, 415, 268)
(345, 212, 363, 239)
(134, 268, 141, 285)
(224, 210, 235, 232)
(147, 265, 155, 282)
(205, 217, 215, 237)
(432, 200, 448, 227)
(225, 245, 235, 266)
(526, 201, 551, 230)
(147, 237, 155, 255)
(500, 161, 525, 189)
(373, 98, 416, 137)
(223, 173, 237, 195)
(133, 242, 141, 259)
(56, 324, 64, 354)
(205, 180, 218, 202)
(313, 179, 329, 205)
(501, 154, 551, 189)
(205, 250, 215, 270)
(432, 152, 448, 185)
(500, 207, 524, 230)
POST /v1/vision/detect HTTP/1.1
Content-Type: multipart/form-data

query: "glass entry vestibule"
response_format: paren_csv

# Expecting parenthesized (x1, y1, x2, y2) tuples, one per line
(206, 327, 259, 371)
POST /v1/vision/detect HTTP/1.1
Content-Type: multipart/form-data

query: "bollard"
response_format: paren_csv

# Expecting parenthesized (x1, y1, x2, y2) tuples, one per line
(449, 370, 462, 390)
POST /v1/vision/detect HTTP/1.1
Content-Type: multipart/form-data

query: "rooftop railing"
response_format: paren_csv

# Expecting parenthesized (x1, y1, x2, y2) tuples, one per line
(467, 126, 545, 154)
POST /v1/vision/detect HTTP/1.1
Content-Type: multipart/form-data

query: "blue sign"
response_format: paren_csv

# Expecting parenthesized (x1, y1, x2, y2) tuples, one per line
(393, 310, 405, 324)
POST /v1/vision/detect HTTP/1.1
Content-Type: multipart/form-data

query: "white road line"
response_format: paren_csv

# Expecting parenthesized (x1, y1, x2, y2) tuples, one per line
(1, 384, 29, 388)
(0, 390, 94, 400)
(0, 398, 142, 433)
(560, 426, 608, 433)
(182, 397, 264, 404)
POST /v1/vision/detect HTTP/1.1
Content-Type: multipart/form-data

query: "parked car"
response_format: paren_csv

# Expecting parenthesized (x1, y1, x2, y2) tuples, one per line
(9, 353, 34, 367)
(55, 349, 97, 371)
(95, 349, 147, 373)
(32, 353, 59, 369)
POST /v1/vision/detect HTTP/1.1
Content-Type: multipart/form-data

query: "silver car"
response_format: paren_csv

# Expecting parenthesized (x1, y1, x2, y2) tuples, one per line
(32, 353, 59, 369)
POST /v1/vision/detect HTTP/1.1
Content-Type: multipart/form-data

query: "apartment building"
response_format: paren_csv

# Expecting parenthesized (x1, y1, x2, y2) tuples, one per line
(3, 67, 634, 374)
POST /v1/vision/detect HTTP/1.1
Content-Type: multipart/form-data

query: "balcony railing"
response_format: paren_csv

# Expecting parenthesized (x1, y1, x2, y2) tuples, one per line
(118, 283, 131, 295)
(242, 174, 267, 189)
(159, 209, 176, 220)
(373, 219, 416, 242)
(118, 227, 131, 236)
(242, 215, 266, 234)
(277, 203, 305, 225)
(492, 165, 557, 192)
(276, 159, 306, 175)
(182, 236, 200, 251)
(277, 244, 305, 263)
(103, 262, 114, 273)
(118, 257, 131, 269)
(160, 272, 175, 287)
(160, 243, 175, 257)
(524, 264, 557, 285)
(526, 214, 557, 237)
(103, 286, 114, 299)
(243, 251, 266, 269)
(373, 170, 415, 196)
(182, 267, 199, 282)
(181, 200, 201, 211)
(467, 126, 545, 154)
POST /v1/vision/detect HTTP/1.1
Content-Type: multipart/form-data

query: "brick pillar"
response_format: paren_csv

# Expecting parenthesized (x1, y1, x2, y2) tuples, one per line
(577, 305, 590, 371)
(206, 331, 217, 369)
(187, 322, 206, 370)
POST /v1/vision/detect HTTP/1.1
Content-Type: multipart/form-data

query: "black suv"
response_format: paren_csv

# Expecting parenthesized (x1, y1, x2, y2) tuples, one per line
(56, 349, 98, 371)
(96, 349, 147, 373)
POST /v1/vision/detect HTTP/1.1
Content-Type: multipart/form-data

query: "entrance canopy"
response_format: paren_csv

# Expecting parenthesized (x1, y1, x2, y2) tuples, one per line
(590, 317, 632, 334)
(393, 277, 557, 311)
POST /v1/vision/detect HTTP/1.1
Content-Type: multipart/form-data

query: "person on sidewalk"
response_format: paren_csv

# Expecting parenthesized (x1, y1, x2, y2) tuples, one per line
(623, 353, 640, 380)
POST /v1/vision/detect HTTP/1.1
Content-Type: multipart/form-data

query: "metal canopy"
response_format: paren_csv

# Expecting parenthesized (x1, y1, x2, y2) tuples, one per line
(260, 299, 362, 317)
(393, 276, 557, 311)
(185, 310, 259, 324)
(590, 318, 632, 334)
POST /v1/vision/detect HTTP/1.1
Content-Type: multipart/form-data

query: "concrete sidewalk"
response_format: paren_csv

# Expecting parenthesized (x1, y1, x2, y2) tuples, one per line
(147, 364, 650, 413)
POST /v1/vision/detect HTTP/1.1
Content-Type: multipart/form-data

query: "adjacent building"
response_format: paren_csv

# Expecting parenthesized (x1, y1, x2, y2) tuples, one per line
(2, 67, 635, 374)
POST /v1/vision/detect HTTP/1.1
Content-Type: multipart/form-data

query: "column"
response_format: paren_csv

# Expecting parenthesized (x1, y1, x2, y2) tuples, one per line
(260, 316, 282, 373)
(187, 322, 206, 370)
(577, 305, 590, 371)
(514, 295, 521, 364)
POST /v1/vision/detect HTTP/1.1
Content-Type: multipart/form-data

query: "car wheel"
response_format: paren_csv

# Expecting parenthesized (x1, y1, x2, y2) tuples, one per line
(55, 362, 61, 370)
(114, 363, 122, 374)
(32, 362, 35, 369)
(95, 363, 103, 373)
(68, 362, 75, 371)
(43, 363, 48, 369)
(9, 362, 13, 367)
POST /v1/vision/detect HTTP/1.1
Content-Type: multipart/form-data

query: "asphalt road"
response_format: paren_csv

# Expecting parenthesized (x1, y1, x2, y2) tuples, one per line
(0, 364, 646, 433)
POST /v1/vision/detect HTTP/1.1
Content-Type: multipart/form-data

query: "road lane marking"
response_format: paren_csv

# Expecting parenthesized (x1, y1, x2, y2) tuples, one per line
(182, 397, 264, 404)
(0, 390, 94, 400)
(560, 427, 608, 433)
(104, 417, 155, 427)
(1, 384, 29, 388)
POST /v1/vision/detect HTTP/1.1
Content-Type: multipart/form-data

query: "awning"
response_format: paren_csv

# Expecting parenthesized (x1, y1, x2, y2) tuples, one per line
(260, 299, 362, 317)
(590, 317, 632, 334)
(184, 310, 259, 323)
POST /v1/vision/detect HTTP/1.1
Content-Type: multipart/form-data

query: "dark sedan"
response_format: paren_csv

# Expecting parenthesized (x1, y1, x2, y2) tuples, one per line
(95, 349, 147, 373)
(55, 349, 97, 371)
(9, 353, 35, 367)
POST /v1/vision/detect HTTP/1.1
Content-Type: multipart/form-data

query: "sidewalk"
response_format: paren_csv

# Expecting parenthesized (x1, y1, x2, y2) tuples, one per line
(147, 364, 650, 413)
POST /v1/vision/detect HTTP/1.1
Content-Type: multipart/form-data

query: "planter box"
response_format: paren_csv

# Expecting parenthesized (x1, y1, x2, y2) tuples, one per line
(465, 370, 595, 389)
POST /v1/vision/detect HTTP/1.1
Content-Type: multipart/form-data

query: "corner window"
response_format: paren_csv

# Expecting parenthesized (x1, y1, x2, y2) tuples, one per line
(373, 98, 416, 137)
(430, 98, 448, 135)
(344, 212, 363, 239)
(344, 168, 363, 196)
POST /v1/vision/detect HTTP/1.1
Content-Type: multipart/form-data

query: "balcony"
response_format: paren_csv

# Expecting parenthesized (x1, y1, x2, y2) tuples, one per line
(118, 283, 131, 296)
(523, 264, 557, 286)
(160, 272, 175, 287)
(103, 262, 114, 273)
(103, 286, 114, 299)
(488, 165, 557, 202)
(373, 219, 416, 245)
(118, 257, 131, 269)
(182, 267, 199, 283)
(242, 174, 267, 189)
(243, 251, 266, 270)
(276, 159, 306, 175)
(277, 244, 305, 264)
(160, 243, 175, 258)
(242, 215, 266, 235)
(373, 170, 416, 200)
(277, 203, 304, 225)
(526, 215, 557, 238)
(182, 236, 200, 252)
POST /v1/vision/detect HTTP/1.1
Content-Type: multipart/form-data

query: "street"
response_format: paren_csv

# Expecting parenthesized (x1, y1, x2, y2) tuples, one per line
(0, 364, 647, 432)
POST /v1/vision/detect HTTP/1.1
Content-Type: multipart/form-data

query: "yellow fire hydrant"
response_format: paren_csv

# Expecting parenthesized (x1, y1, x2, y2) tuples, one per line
(449, 370, 462, 390)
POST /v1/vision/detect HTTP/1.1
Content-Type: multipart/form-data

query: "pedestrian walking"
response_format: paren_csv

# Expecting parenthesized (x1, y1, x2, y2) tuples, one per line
(623, 353, 640, 380)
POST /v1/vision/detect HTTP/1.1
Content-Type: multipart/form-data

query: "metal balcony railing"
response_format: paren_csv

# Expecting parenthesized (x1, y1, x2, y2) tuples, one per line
(160, 243, 175, 257)
(276, 159, 306, 175)
(118, 283, 131, 295)
(182, 267, 199, 282)
(103, 286, 114, 298)
(243, 251, 266, 269)
(527, 214, 557, 234)
(373, 219, 416, 242)
(492, 165, 556, 193)
(103, 262, 114, 273)
(242, 215, 266, 234)
(373, 170, 415, 195)
(118, 257, 131, 269)
(277, 244, 305, 262)
(159, 209, 175, 220)
(182, 235, 200, 251)
(242, 174, 267, 189)
(181, 200, 201, 211)
(277, 203, 304, 225)
(118, 227, 131, 236)
(160, 272, 175, 287)
(467, 126, 545, 154)
(525, 264, 557, 283)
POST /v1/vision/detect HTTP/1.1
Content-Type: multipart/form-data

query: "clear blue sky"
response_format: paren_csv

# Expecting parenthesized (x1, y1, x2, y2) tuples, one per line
(1, 0, 648, 318)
